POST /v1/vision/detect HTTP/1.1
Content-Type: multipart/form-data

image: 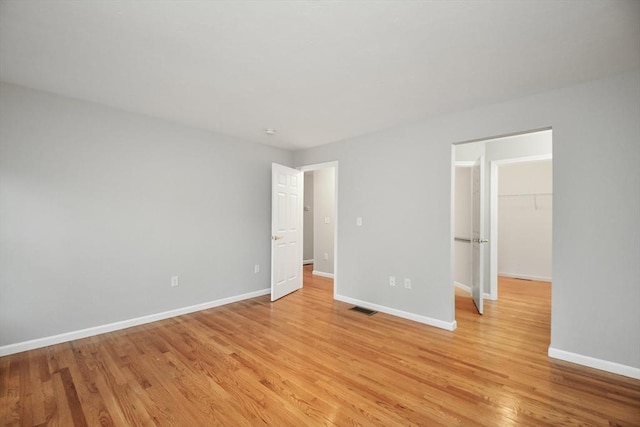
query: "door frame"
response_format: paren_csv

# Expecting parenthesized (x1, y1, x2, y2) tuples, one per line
(297, 161, 339, 299)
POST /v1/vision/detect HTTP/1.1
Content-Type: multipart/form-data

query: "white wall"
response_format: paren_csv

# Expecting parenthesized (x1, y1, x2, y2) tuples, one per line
(303, 171, 314, 263)
(0, 82, 293, 349)
(499, 161, 553, 195)
(312, 168, 335, 276)
(455, 140, 486, 161)
(454, 166, 471, 288)
(498, 161, 552, 281)
(485, 131, 553, 162)
(294, 69, 640, 374)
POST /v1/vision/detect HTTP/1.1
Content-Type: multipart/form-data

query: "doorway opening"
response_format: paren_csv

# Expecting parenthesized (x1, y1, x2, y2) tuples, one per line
(490, 156, 552, 299)
(452, 129, 553, 317)
(298, 162, 339, 299)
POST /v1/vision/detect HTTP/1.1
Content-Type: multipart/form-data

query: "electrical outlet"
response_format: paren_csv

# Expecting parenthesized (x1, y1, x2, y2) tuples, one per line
(356, 217, 363, 226)
(324, 252, 329, 260)
(404, 278, 412, 289)
(254, 264, 260, 274)
(171, 276, 179, 287)
(389, 276, 396, 286)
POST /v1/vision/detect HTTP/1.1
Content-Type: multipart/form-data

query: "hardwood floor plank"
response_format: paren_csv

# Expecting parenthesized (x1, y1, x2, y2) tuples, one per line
(48, 365, 76, 427)
(19, 351, 37, 426)
(27, 350, 47, 426)
(57, 367, 88, 427)
(3, 356, 20, 427)
(1, 269, 639, 426)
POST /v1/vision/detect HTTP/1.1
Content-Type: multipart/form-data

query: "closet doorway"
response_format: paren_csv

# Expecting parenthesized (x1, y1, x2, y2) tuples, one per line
(453, 129, 553, 306)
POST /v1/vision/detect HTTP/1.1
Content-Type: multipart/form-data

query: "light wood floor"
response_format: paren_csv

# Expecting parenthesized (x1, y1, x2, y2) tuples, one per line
(1, 268, 639, 426)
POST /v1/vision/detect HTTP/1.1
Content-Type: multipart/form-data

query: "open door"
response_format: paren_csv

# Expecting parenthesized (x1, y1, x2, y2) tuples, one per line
(271, 163, 303, 301)
(471, 156, 487, 314)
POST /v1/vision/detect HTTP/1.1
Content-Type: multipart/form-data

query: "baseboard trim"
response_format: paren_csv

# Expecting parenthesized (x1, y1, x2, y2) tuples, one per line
(499, 272, 552, 282)
(0, 288, 271, 357)
(454, 282, 493, 300)
(303, 259, 314, 265)
(548, 347, 640, 380)
(454, 281, 471, 293)
(335, 294, 457, 331)
(312, 270, 334, 279)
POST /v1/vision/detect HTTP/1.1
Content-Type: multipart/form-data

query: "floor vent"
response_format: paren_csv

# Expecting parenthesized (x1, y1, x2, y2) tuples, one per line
(350, 306, 377, 316)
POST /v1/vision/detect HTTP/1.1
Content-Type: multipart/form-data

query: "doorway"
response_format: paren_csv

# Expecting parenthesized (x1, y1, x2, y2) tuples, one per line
(452, 129, 553, 314)
(490, 156, 552, 299)
(298, 162, 339, 298)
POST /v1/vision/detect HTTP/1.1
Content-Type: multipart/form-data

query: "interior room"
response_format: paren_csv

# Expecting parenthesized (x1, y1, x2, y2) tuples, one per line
(1, 1, 638, 425)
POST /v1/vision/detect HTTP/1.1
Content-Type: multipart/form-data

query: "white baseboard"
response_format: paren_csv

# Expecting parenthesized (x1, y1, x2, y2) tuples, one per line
(0, 288, 270, 357)
(312, 270, 334, 279)
(335, 294, 457, 331)
(454, 281, 471, 293)
(303, 259, 314, 265)
(548, 347, 640, 380)
(499, 272, 552, 282)
(454, 282, 493, 300)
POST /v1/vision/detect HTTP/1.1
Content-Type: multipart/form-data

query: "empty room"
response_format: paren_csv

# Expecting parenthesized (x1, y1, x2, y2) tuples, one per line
(1, 1, 639, 425)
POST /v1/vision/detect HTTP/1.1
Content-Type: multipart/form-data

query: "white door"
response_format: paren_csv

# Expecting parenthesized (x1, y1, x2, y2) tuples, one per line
(471, 156, 486, 314)
(271, 163, 303, 301)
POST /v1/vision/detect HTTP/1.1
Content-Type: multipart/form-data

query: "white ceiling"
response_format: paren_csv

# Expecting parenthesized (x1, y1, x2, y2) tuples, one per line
(1, 1, 638, 150)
